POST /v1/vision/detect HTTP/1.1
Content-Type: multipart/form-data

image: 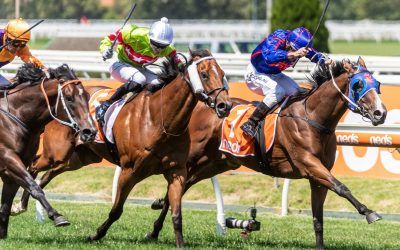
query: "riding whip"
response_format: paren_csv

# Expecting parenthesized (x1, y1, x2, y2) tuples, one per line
(0, 19, 45, 51)
(109, 3, 137, 52)
(292, 0, 330, 67)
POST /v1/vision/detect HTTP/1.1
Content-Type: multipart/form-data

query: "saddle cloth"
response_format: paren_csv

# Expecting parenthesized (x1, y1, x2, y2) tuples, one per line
(219, 104, 280, 157)
(88, 89, 129, 143)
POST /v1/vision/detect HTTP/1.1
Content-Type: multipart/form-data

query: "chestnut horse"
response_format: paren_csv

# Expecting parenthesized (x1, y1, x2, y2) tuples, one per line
(14, 57, 384, 248)
(0, 63, 96, 239)
(146, 57, 387, 249)
(15, 49, 231, 247)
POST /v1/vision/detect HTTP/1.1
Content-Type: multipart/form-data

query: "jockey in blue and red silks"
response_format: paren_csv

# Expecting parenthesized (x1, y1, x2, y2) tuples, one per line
(240, 27, 334, 138)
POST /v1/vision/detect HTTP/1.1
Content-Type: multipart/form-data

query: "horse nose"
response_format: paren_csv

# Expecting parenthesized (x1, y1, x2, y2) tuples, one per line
(373, 108, 387, 125)
(80, 128, 97, 142)
(216, 102, 232, 117)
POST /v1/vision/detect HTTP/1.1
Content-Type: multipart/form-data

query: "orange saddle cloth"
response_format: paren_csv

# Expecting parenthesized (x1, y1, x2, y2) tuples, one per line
(88, 89, 116, 143)
(219, 104, 280, 157)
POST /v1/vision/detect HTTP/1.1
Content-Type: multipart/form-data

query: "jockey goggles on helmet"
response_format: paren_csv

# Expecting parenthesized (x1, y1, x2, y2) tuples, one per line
(150, 39, 168, 49)
(6, 38, 27, 48)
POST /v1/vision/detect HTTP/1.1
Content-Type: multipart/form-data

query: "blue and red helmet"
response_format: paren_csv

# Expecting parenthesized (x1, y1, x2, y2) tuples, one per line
(287, 27, 313, 50)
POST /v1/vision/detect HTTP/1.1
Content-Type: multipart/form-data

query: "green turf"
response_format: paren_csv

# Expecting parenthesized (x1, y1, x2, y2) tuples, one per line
(29, 166, 400, 214)
(329, 40, 400, 56)
(28, 38, 52, 50)
(0, 201, 398, 249)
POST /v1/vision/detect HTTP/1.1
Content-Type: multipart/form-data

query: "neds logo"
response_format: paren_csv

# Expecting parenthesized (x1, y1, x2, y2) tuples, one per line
(369, 135, 392, 146)
(337, 133, 359, 144)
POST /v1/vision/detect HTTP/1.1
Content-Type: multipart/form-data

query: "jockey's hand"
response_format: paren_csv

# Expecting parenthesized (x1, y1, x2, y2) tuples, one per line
(324, 58, 334, 66)
(295, 47, 309, 58)
(102, 47, 114, 61)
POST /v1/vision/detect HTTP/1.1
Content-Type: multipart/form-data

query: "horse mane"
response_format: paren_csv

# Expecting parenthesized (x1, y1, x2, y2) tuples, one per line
(14, 63, 46, 85)
(310, 60, 347, 86)
(158, 48, 212, 85)
(14, 63, 77, 86)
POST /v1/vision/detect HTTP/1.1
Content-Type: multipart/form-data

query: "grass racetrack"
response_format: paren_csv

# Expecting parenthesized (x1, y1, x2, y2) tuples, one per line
(1, 167, 399, 249)
(1, 201, 399, 250)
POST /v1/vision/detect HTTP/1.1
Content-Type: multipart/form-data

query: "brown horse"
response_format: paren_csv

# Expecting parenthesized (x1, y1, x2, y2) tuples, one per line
(15, 49, 231, 247)
(15, 57, 384, 248)
(0, 63, 96, 239)
(146, 57, 387, 249)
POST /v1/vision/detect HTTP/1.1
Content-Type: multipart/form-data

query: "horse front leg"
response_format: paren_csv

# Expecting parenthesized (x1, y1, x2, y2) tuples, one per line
(310, 180, 328, 250)
(164, 167, 187, 248)
(304, 156, 381, 224)
(331, 178, 381, 223)
(88, 167, 138, 241)
(3, 152, 70, 227)
(0, 178, 19, 239)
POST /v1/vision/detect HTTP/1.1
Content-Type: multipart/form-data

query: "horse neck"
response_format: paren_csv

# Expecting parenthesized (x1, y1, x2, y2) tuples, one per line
(11, 79, 59, 131)
(300, 73, 349, 131)
(152, 75, 197, 133)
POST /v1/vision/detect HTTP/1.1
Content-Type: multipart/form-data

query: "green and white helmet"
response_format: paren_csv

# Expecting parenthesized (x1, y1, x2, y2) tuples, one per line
(149, 17, 173, 46)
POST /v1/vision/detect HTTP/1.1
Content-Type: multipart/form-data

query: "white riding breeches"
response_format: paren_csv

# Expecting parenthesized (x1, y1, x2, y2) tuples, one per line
(244, 64, 300, 108)
(0, 74, 11, 87)
(108, 59, 161, 86)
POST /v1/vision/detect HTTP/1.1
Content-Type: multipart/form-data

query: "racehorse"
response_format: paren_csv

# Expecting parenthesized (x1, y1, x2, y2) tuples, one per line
(14, 49, 231, 247)
(145, 57, 387, 249)
(0, 63, 96, 239)
(14, 57, 384, 249)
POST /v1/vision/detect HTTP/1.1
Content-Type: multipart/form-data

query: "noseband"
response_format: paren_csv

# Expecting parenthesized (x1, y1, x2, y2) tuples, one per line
(41, 78, 81, 133)
(185, 56, 229, 113)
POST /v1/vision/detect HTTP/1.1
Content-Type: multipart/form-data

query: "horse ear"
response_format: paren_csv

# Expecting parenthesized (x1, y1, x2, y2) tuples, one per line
(342, 58, 356, 73)
(357, 56, 367, 68)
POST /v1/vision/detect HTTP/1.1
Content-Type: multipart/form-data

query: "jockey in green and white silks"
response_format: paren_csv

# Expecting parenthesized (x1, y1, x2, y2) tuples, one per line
(96, 17, 182, 123)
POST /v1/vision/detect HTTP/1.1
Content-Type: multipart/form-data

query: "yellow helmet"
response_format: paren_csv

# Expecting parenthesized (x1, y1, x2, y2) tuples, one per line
(5, 18, 30, 42)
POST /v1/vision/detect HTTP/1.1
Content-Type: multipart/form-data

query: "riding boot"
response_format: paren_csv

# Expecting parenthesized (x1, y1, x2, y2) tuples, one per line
(240, 102, 271, 138)
(95, 80, 143, 125)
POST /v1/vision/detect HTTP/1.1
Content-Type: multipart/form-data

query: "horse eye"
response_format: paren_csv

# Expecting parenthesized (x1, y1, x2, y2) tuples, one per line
(200, 72, 208, 80)
(353, 80, 364, 92)
(65, 95, 73, 102)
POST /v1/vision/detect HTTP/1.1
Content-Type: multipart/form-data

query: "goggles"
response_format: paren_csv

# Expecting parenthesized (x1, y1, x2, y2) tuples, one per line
(150, 39, 168, 49)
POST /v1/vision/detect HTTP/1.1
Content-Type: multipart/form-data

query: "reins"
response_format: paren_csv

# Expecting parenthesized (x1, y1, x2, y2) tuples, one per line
(40, 78, 81, 132)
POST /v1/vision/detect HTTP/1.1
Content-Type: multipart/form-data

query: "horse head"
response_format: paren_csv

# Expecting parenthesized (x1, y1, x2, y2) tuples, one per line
(34, 64, 96, 142)
(310, 57, 387, 127)
(342, 57, 386, 125)
(185, 49, 232, 118)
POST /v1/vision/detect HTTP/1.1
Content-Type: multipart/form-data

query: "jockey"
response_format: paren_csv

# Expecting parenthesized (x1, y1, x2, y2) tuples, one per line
(240, 27, 334, 138)
(96, 17, 183, 123)
(0, 18, 45, 89)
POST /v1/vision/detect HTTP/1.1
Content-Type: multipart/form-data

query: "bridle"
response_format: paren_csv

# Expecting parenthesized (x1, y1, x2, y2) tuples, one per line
(40, 78, 82, 133)
(185, 56, 229, 116)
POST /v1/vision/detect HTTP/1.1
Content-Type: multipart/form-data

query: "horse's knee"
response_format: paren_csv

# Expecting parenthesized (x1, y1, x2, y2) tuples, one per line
(332, 180, 351, 197)
(313, 218, 323, 233)
(171, 213, 182, 231)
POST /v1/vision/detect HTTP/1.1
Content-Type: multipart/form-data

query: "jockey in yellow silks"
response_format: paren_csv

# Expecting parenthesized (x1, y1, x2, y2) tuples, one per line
(96, 17, 183, 123)
(0, 18, 45, 89)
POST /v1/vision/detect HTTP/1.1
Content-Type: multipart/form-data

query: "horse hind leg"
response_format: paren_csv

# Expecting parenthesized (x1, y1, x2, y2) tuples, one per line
(331, 178, 381, 223)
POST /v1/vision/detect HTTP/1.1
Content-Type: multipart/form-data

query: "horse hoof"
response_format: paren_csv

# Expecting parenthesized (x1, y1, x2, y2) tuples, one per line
(144, 232, 158, 241)
(86, 235, 96, 242)
(366, 211, 382, 224)
(151, 198, 164, 210)
(10, 206, 27, 216)
(54, 216, 70, 227)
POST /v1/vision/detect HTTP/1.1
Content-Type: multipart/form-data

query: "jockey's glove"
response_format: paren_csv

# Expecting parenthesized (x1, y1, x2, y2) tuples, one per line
(102, 46, 114, 61)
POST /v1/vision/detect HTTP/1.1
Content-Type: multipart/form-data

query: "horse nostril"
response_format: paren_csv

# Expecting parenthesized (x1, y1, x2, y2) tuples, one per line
(216, 102, 227, 112)
(81, 128, 95, 141)
(373, 110, 382, 119)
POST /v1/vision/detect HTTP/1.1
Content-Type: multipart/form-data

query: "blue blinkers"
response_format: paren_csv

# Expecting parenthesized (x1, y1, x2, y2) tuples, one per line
(348, 66, 381, 111)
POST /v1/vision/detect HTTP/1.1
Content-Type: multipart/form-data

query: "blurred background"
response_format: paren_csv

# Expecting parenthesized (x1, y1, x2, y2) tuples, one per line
(1, 0, 400, 55)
